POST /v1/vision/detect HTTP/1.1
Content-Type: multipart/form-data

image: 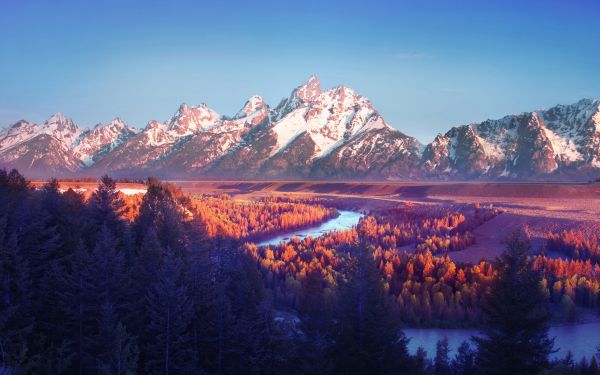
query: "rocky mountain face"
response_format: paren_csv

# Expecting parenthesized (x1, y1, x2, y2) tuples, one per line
(421, 99, 600, 179)
(1, 77, 599, 180)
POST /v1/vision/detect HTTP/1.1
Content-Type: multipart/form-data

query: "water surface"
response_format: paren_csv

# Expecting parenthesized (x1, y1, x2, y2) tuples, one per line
(257, 210, 363, 247)
(404, 323, 600, 360)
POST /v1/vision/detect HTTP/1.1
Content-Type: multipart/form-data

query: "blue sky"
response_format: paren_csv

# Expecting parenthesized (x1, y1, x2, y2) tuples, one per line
(1, 0, 599, 142)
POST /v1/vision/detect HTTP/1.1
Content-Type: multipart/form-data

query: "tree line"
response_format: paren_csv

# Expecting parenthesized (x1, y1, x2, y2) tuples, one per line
(1, 169, 598, 374)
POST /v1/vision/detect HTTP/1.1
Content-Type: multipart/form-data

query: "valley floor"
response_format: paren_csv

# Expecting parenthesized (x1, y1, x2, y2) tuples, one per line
(169, 180, 600, 262)
(34, 178, 600, 262)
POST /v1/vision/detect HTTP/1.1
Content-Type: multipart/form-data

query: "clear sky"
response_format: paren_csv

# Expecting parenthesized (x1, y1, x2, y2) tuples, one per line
(1, 0, 599, 143)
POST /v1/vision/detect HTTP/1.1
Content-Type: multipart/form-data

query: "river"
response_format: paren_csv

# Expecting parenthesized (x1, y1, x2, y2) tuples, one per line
(257, 210, 599, 361)
(256, 210, 364, 247)
(404, 323, 600, 360)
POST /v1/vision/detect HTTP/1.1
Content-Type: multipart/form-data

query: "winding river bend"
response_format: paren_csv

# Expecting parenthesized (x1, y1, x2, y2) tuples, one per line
(257, 210, 364, 247)
(256, 209, 599, 361)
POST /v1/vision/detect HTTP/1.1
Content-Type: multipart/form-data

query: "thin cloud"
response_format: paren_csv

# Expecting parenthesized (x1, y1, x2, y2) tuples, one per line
(393, 52, 427, 60)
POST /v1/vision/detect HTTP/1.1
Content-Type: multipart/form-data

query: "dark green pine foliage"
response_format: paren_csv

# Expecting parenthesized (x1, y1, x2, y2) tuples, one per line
(135, 178, 185, 255)
(87, 175, 133, 263)
(474, 234, 555, 375)
(95, 301, 138, 375)
(451, 341, 476, 375)
(0, 215, 34, 372)
(184, 231, 217, 372)
(228, 251, 294, 375)
(296, 268, 336, 375)
(130, 227, 164, 341)
(55, 240, 93, 375)
(144, 249, 195, 374)
(332, 242, 411, 375)
(433, 338, 450, 375)
(89, 175, 127, 234)
(84, 225, 136, 373)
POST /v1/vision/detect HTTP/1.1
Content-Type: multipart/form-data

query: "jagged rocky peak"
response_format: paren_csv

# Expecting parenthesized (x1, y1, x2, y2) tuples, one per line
(73, 117, 137, 166)
(44, 112, 78, 132)
(7, 119, 32, 129)
(145, 119, 162, 130)
(167, 102, 220, 136)
(1, 77, 599, 181)
(106, 117, 128, 128)
(40, 112, 81, 145)
(293, 74, 322, 103)
(235, 95, 267, 119)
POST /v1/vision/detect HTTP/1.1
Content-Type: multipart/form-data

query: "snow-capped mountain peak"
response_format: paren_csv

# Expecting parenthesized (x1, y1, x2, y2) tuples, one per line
(41, 113, 81, 145)
(166, 102, 221, 136)
(234, 95, 266, 119)
(1, 78, 599, 181)
(73, 117, 137, 166)
(293, 74, 321, 103)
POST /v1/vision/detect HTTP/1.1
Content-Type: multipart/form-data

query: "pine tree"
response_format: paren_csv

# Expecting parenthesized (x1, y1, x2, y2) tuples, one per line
(297, 268, 335, 375)
(144, 249, 195, 374)
(589, 355, 600, 375)
(87, 175, 131, 262)
(451, 341, 476, 375)
(86, 225, 132, 322)
(55, 240, 92, 375)
(135, 179, 184, 254)
(130, 227, 164, 340)
(474, 234, 555, 374)
(0, 221, 33, 372)
(89, 175, 126, 229)
(332, 242, 410, 374)
(95, 301, 138, 375)
(434, 338, 450, 375)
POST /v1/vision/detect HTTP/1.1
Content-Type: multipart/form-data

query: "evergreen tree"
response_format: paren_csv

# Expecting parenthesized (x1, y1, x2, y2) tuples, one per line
(89, 175, 126, 230)
(87, 175, 132, 262)
(86, 225, 132, 322)
(591, 356, 600, 375)
(135, 178, 184, 254)
(332, 242, 411, 375)
(474, 234, 555, 374)
(434, 338, 450, 375)
(0, 221, 33, 372)
(130, 227, 164, 340)
(297, 268, 335, 375)
(56, 240, 92, 375)
(95, 301, 138, 375)
(451, 341, 476, 375)
(144, 249, 195, 374)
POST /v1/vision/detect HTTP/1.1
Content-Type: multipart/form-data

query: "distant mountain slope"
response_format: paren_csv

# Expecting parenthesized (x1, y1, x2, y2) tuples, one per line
(0, 77, 598, 180)
(422, 99, 600, 179)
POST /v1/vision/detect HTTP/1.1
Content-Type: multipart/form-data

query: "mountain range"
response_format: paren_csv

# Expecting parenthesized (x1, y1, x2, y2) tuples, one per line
(1, 75, 599, 180)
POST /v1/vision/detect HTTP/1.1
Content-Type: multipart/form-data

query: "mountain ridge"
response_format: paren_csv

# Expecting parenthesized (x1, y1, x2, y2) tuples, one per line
(1, 77, 599, 180)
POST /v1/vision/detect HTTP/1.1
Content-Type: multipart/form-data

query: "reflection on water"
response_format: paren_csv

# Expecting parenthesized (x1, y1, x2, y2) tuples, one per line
(257, 210, 364, 247)
(404, 323, 600, 360)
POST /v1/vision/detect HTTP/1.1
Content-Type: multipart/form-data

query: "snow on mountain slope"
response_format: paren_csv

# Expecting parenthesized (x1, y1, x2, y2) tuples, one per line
(422, 99, 600, 179)
(0, 113, 81, 150)
(73, 118, 138, 166)
(150, 97, 270, 175)
(166, 103, 220, 136)
(0, 120, 40, 150)
(0, 134, 83, 176)
(270, 78, 396, 160)
(1, 76, 599, 181)
(41, 113, 81, 146)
